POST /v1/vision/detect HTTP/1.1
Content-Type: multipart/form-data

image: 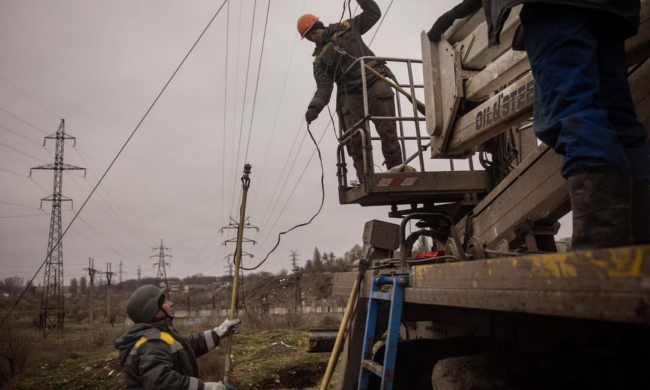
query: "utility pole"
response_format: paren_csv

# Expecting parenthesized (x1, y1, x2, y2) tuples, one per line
(117, 260, 127, 290)
(224, 164, 252, 384)
(104, 263, 116, 324)
(31, 119, 85, 338)
(224, 252, 254, 311)
(290, 251, 302, 314)
(84, 258, 98, 323)
(137, 266, 141, 286)
(152, 239, 172, 297)
(221, 216, 259, 312)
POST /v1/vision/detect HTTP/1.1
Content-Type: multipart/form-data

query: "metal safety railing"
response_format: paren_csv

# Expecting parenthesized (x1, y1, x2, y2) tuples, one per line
(335, 56, 473, 191)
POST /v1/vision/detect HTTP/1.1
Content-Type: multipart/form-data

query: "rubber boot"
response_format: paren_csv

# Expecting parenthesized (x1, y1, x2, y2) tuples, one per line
(569, 170, 633, 251)
(632, 186, 650, 245)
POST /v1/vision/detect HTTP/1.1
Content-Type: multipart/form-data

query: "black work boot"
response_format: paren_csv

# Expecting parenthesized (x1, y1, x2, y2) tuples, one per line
(353, 159, 365, 184)
(384, 151, 404, 171)
(569, 170, 633, 251)
(632, 186, 650, 245)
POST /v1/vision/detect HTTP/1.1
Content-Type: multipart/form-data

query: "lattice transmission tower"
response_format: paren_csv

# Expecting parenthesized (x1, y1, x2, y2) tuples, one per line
(31, 119, 85, 338)
(152, 239, 172, 296)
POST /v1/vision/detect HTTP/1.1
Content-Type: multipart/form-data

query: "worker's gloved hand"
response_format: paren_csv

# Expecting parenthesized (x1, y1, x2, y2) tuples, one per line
(427, 11, 455, 41)
(214, 318, 241, 338)
(204, 382, 236, 390)
(305, 108, 319, 124)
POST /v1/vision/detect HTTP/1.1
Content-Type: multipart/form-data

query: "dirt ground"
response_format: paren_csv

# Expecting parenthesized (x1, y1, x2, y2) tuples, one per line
(6, 328, 336, 390)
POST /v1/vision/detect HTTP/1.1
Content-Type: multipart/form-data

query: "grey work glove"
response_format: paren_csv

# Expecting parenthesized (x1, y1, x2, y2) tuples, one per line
(305, 108, 319, 124)
(214, 318, 241, 338)
(204, 382, 236, 390)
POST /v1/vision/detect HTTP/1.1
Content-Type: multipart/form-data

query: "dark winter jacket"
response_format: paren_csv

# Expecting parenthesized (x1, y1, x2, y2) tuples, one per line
(433, 0, 641, 47)
(114, 321, 220, 390)
(309, 0, 388, 114)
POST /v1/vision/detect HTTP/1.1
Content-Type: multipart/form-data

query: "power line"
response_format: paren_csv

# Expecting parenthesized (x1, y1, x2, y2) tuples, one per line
(0, 122, 44, 146)
(250, 0, 308, 215)
(0, 140, 49, 164)
(0, 72, 60, 120)
(242, 0, 272, 164)
(242, 122, 325, 271)
(369, 0, 395, 46)
(72, 146, 155, 244)
(0, 213, 48, 219)
(221, 0, 231, 241)
(0, 167, 27, 177)
(0, 200, 42, 210)
(257, 116, 332, 251)
(229, 0, 259, 221)
(0, 105, 50, 135)
(0, 0, 230, 332)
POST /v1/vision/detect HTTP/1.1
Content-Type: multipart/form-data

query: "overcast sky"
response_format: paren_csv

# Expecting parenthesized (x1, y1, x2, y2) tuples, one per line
(0, 0, 572, 286)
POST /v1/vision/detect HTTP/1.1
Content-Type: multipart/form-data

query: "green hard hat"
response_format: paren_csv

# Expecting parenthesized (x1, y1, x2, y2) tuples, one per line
(126, 285, 166, 323)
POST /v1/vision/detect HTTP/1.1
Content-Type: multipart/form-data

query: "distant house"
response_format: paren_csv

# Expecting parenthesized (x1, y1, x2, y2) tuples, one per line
(184, 284, 207, 292)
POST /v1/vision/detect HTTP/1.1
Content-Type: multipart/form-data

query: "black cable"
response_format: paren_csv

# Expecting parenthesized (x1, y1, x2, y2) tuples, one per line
(0, 72, 60, 120)
(0, 105, 50, 136)
(0, 122, 44, 146)
(0, 141, 48, 164)
(369, 0, 395, 46)
(241, 123, 325, 271)
(0, 0, 229, 332)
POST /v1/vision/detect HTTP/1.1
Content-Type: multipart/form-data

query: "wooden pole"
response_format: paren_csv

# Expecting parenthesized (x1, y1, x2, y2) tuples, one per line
(224, 164, 252, 384)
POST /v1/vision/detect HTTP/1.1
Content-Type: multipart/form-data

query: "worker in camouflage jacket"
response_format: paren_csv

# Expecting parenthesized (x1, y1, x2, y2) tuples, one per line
(427, 0, 650, 250)
(114, 285, 241, 390)
(299, 0, 403, 184)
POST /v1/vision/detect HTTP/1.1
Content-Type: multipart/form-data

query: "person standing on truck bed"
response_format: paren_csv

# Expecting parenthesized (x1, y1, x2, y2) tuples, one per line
(114, 285, 241, 390)
(298, 0, 403, 184)
(427, 0, 650, 250)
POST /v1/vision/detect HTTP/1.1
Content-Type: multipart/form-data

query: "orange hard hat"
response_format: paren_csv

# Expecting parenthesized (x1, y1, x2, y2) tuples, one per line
(297, 14, 319, 39)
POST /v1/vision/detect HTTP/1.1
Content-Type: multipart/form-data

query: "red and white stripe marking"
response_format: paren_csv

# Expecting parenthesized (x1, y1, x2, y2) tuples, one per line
(375, 177, 419, 187)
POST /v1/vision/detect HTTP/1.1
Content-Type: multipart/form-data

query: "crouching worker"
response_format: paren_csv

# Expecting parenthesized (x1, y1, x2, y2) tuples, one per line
(114, 285, 241, 390)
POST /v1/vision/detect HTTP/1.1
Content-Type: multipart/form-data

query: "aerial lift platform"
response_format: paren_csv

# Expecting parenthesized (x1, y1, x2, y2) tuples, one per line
(330, 2, 650, 389)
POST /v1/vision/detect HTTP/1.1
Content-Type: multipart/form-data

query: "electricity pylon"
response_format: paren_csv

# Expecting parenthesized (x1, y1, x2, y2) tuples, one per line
(290, 251, 301, 313)
(31, 119, 85, 338)
(152, 239, 172, 297)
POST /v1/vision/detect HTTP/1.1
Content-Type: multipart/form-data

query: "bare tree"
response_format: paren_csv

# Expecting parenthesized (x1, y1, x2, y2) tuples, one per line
(70, 278, 78, 297)
(0, 317, 32, 385)
(2, 276, 24, 294)
(80, 276, 87, 295)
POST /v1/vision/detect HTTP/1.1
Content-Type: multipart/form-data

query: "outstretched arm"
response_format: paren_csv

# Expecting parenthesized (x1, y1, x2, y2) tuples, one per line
(352, 0, 382, 35)
(427, 0, 482, 41)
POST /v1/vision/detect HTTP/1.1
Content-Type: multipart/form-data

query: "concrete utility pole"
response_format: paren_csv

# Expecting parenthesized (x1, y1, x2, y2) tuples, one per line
(290, 251, 302, 314)
(84, 258, 98, 322)
(104, 263, 116, 323)
(31, 119, 85, 338)
(152, 239, 172, 298)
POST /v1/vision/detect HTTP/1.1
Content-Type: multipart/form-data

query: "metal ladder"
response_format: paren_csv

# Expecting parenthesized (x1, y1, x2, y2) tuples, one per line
(358, 274, 409, 390)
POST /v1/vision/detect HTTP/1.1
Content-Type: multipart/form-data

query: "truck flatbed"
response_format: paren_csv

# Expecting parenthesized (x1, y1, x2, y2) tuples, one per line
(333, 246, 650, 324)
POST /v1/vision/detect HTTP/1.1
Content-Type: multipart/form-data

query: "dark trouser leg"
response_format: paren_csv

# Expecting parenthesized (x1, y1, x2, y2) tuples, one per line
(341, 93, 367, 182)
(521, 5, 633, 250)
(596, 35, 650, 244)
(370, 82, 403, 169)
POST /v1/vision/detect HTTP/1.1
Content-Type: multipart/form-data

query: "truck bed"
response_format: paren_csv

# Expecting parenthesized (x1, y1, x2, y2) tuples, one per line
(333, 246, 650, 324)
